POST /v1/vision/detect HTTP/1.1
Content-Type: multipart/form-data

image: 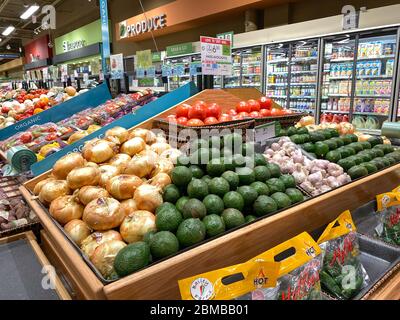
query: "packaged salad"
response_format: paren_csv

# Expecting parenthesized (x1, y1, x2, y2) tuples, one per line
(178, 259, 280, 300)
(375, 190, 400, 246)
(317, 210, 370, 299)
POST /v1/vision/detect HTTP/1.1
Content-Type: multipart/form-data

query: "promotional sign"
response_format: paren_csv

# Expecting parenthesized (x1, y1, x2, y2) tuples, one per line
(217, 31, 234, 47)
(60, 64, 68, 78)
(137, 49, 152, 69)
(166, 42, 193, 57)
(31, 82, 198, 176)
(136, 68, 145, 79)
(189, 62, 201, 76)
(110, 53, 124, 79)
(0, 83, 112, 140)
(42, 67, 48, 80)
(146, 67, 156, 78)
(152, 52, 162, 62)
(162, 65, 170, 77)
(100, 0, 111, 74)
(200, 36, 232, 76)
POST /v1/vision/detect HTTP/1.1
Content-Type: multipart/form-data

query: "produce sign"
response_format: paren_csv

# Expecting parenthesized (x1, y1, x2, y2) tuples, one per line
(318, 211, 370, 299)
(376, 191, 400, 245)
(0, 84, 112, 140)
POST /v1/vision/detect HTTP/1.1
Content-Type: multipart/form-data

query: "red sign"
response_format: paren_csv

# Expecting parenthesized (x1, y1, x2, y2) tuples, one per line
(200, 36, 230, 45)
(24, 35, 53, 63)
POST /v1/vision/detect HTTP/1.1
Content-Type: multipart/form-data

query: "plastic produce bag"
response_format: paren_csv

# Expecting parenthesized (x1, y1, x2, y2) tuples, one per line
(376, 190, 400, 246)
(318, 210, 370, 299)
(178, 259, 280, 300)
(250, 232, 323, 300)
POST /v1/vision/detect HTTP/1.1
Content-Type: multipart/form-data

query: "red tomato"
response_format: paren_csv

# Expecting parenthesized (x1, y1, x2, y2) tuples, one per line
(19, 132, 32, 143)
(166, 114, 177, 123)
(236, 101, 251, 113)
(271, 108, 283, 116)
(259, 97, 273, 110)
(186, 118, 204, 126)
(45, 133, 57, 141)
(194, 100, 207, 109)
(176, 104, 191, 118)
(206, 103, 222, 119)
(176, 117, 188, 125)
(1, 106, 10, 113)
(232, 115, 243, 121)
(248, 99, 261, 112)
(238, 112, 249, 118)
(228, 109, 237, 116)
(188, 104, 206, 120)
(219, 114, 232, 122)
(204, 117, 219, 125)
(249, 111, 260, 118)
(260, 109, 272, 117)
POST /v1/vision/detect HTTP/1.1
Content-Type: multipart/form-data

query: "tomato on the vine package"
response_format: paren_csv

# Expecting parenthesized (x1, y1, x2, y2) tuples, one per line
(251, 232, 323, 300)
(376, 190, 400, 246)
(178, 259, 280, 300)
(317, 210, 370, 299)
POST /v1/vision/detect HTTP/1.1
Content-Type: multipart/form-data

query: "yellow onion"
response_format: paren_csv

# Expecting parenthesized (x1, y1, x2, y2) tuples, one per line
(67, 131, 88, 144)
(160, 148, 182, 164)
(64, 219, 92, 246)
(124, 154, 156, 178)
(133, 184, 163, 213)
(77, 186, 110, 206)
(120, 137, 146, 156)
(39, 180, 71, 205)
(120, 199, 138, 216)
(150, 142, 171, 155)
(98, 164, 120, 187)
(85, 162, 99, 168)
(33, 177, 55, 195)
(82, 139, 117, 163)
(106, 174, 143, 200)
(129, 128, 156, 144)
(149, 173, 171, 189)
(138, 149, 159, 160)
(49, 195, 84, 225)
(91, 240, 127, 279)
(120, 210, 156, 243)
(151, 158, 174, 177)
(87, 124, 101, 134)
(65, 86, 77, 96)
(105, 126, 129, 144)
(53, 152, 86, 179)
(81, 230, 122, 258)
(155, 135, 168, 144)
(67, 166, 100, 190)
(108, 154, 131, 172)
(83, 197, 125, 230)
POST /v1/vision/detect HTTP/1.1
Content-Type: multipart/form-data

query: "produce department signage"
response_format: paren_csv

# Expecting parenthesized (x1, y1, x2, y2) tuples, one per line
(200, 36, 232, 76)
(62, 39, 86, 52)
(119, 14, 166, 39)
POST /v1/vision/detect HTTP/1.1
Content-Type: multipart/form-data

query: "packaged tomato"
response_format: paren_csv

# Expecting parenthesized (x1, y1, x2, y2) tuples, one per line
(317, 210, 370, 299)
(375, 189, 400, 246)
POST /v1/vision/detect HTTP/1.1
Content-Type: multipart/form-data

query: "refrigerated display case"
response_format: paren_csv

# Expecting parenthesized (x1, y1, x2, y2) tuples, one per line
(223, 50, 242, 88)
(165, 54, 200, 91)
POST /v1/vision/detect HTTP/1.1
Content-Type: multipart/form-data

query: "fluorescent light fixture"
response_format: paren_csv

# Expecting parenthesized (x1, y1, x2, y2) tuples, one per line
(2, 26, 15, 36)
(20, 5, 40, 20)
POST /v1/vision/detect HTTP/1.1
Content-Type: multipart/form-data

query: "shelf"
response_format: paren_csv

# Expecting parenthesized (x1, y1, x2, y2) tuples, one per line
(242, 61, 261, 65)
(353, 112, 388, 117)
(268, 71, 288, 75)
(267, 59, 288, 64)
(330, 57, 354, 62)
(290, 83, 317, 86)
(327, 76, 352, 80)
(291, 56, 318, 62)
(290, 107, 315, 112)
(290, 96, 316, 99)
(242, 73, 261, 76)
(327, 94, 351, 97)
(358, 55, 395, 61)
(355, 95, 391, 99)
(267, 95, 287, 99)
(321, 110, 349, 114)
(291, 70, 317, 74)
(356, 75, 393, 79)
(267, 83, 287, 86)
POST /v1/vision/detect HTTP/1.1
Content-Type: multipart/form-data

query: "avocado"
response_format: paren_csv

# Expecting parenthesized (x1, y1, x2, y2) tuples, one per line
(337, 158, 356, 172)
(208, 177, 230, 198)
(348, 142, 363, 153)
(270, 192, 292, 209)
(310, 131, 326, 143)
(163, 185, 181, 204)
(150, 231, 179, 259)
(347, 165, 368, 180)
(187, 179, 209, 200)
(203, 214, 226, 237)
(253, 195, 278, 216)
(359, 141, 372, 150)
(314, 142, 329, 158)
(176, 218, 206, 247)
(325, 150, 342, 163)
(203, 194, 225, 215)
(221, 208, 245, 230)
(367, 136, 383, 147)
(114, 242, 151, 277)
(302, 142, 315, 153)
(182, 198, 207, 219)
(285, 188, 304, 203)
(324, 139, 338, 151)
(155, 205, 183, 232)
(267, 178, 286, 194)
(360, 162, 378, 174)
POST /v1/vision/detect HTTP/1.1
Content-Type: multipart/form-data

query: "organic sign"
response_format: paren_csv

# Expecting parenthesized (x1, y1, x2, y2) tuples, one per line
(200, 36, 232, 76)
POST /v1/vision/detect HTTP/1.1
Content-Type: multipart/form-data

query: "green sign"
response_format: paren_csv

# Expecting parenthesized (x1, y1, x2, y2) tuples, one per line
(217, 31, 234, 47)
(152, 52, 162, 62)
(54, 19, 112, 55)
(137, 50, 152, 69)
(166, 42, 193, 57)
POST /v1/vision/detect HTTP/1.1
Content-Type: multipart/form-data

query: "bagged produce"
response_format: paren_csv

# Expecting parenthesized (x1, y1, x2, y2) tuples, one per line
(317, 210, 370, 299)
(251, 232, 323, 300)
(375, 190, 400, 245)
(178, 259, 280, 300)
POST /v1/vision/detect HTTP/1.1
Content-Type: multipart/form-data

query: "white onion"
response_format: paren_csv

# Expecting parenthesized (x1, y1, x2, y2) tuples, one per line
(98, 165, 120, 187)
(120, 210, 156, 243)
(155, 135, 168, 144)
(67, 166, 100, 189)
(67, 131, 89, 145)
(77, 186, 110, 206)
(85, 162, 99, 168)
(160, 148, 182, 164)
(83, 197, 125, 230)
(82, 139, 117, 163)
(91, 240, 127, 279)
(64, 219, 92, 246)
(81, 230, 122, 258)
(149, 173, 171, 189)
(120, 199, 138, 216)
(53, 153, 86, 179)
(129, 128, 156, 144)
(106, 174, 143, 200)
(108, 154, 131, 172)
(133, 184, 163, 213)
(150, 142, 171, 155)
(33, 177, 55, 195)
(151, 158, 174, 177)
(120, 137, 146, 156)
(105, 126, 129, 144)
(49, 195, 84, 225)
(39, 180, 71, 205)
(124, 154, 156, 178)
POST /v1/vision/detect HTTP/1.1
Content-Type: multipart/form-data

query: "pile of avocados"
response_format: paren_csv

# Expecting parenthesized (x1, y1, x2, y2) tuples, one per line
(281, 126, 400, 180)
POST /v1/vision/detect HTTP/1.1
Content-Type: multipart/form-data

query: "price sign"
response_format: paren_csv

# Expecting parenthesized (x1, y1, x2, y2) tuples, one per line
(255, 122, 278, 147)
(200, 36, 232, 76)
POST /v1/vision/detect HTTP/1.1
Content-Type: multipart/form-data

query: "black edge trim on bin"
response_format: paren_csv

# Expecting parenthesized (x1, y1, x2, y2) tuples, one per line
(23, 58, 52, 71)
(52, 43, 102, 65)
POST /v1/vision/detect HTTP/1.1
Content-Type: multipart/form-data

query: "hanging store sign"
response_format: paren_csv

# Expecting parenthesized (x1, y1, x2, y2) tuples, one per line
(63, 39, 86, 52)
(200, 36, 232, 76)
(136, 50, 152, 69)
(110, 53, 124, 79)
(166, 42, 193, 57)
(119, 14, 167, 39)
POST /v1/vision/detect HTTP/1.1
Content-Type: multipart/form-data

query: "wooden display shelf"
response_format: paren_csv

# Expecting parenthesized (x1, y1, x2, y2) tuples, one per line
(20, 164, 400, 300)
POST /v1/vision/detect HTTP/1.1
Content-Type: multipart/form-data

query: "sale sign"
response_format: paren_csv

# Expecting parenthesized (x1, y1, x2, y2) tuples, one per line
(200, 36, 232, 76)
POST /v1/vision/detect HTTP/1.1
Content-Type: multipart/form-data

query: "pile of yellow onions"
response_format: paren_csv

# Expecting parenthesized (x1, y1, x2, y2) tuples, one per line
(35, 126, 177, 280)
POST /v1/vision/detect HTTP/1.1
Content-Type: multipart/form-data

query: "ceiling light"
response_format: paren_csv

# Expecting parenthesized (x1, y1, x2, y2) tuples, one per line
(2, 26, 15, 36)
(20, 5, 40, 20)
